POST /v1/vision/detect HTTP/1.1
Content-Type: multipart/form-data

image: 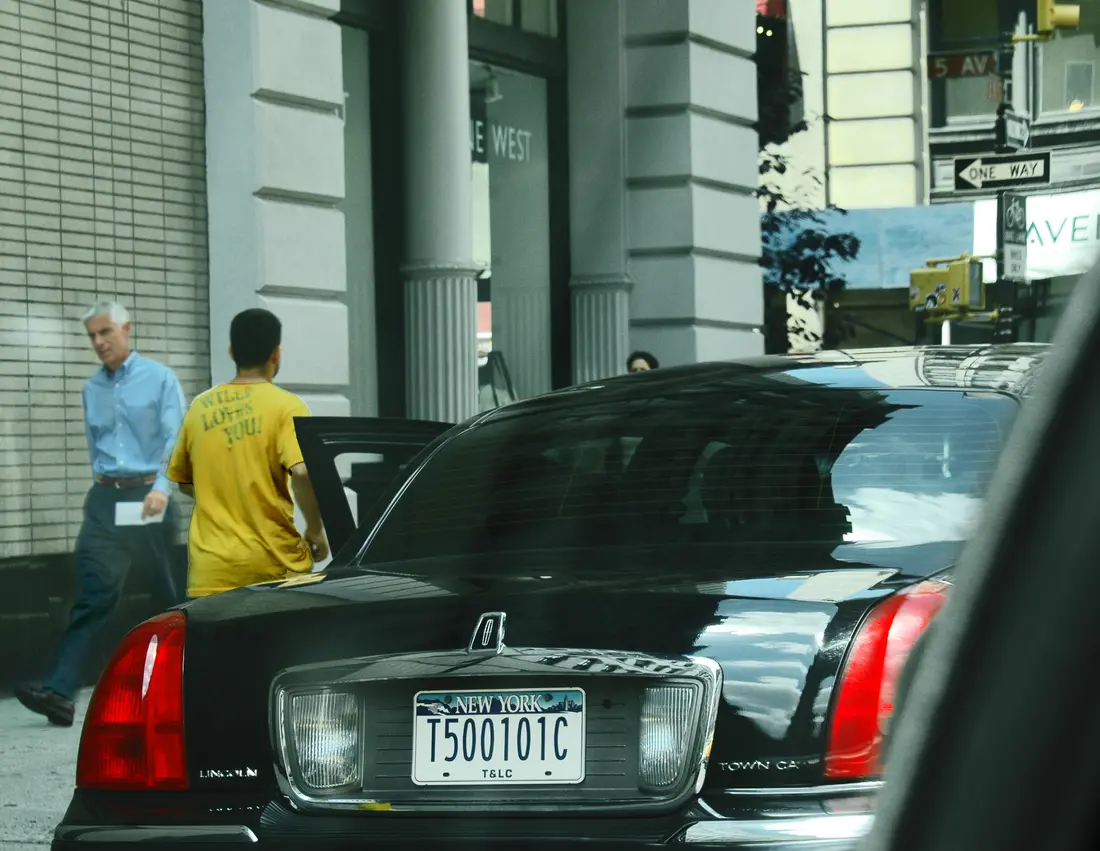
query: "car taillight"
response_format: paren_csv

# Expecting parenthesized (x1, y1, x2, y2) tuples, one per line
(76, 611, 188, 790)
(825, 580, 949, 780)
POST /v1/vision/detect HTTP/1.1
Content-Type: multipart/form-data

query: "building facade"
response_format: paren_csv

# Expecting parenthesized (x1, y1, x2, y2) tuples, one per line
(0, 0, 764, 685)
(205, 0, 765, 428)
(766, 0, 1100, 349)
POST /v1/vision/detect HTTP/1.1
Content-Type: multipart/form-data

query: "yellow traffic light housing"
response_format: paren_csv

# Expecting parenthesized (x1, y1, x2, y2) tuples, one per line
(1037, 1, 1080, 34)
(909, 255, 985, 314)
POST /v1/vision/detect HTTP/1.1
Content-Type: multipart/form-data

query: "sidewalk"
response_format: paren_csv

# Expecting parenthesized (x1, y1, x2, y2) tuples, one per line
(0, 692, 88, 849)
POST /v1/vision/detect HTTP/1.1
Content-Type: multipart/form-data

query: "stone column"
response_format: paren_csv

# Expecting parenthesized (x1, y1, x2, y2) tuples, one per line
(623, 0, 764, 364)
(402, 0, 479, 423)
(567, 0, 632, 383)
(202, 0, 351, 418)
(824, 0, 925, 208)
(571, 277, 632, 381)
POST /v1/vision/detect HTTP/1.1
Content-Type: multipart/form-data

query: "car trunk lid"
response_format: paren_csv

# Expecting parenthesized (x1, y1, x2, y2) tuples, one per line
(181, 542, 954, 800)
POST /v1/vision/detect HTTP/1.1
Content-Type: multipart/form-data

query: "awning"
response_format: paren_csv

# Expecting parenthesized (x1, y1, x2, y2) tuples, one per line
(973, 188, 1100, 281)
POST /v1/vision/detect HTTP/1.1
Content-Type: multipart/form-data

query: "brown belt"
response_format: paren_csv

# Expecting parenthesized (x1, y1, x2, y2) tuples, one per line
(96, 474, 157, 489)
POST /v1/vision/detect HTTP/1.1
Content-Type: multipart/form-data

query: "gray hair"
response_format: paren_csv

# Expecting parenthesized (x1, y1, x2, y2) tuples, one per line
(81, 300, 131, 326)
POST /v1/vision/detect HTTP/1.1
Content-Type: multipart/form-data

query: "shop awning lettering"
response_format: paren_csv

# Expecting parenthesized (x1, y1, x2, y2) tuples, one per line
(973, 189, 1100, 281)
(1026, 214, 1100, 246)
(470, 119, 534, 163)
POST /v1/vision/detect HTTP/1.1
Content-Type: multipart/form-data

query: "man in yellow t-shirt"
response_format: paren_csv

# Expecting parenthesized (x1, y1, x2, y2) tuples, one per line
(167, 308, 329, 597)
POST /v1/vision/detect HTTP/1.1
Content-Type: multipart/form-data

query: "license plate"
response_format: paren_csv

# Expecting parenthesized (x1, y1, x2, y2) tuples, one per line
(411, 688, 586, 785)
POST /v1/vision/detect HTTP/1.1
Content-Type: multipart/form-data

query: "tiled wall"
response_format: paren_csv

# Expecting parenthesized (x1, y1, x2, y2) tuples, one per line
(0, 0, 210, 558)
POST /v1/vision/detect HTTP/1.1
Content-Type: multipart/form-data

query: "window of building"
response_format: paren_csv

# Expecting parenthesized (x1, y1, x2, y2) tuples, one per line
(473, 0, 513, 26)
(930, 0, 1100, 128)
(934, 0, 1002, 123)
(470, 0, 559, 37)
(519, 0, 558, 36)
(1039, 0, 1100, 115)
(469, 62, 552, 404)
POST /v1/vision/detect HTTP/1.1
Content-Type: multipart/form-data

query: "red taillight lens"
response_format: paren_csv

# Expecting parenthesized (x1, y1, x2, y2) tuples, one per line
(825, 580, 949, 780)
(76, 611, 188, 790)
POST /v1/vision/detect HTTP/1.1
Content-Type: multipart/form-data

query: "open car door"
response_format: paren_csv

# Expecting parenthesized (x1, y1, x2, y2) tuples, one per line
(294, 417, 452, 558)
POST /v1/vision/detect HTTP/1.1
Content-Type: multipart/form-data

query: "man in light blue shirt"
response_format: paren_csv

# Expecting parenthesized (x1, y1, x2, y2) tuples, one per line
(16, 300, 186, 727)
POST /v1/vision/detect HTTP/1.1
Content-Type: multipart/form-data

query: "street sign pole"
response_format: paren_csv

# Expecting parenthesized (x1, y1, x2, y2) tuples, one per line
(941, 37, 1047, 346)
(993, 41, 1020, 344)
(994, 62, 1012, 342)
(994, 193, 1021, 343)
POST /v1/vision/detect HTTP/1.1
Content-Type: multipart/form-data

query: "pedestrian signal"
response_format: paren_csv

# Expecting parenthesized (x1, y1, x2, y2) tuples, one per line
(909, 255, 985, 314)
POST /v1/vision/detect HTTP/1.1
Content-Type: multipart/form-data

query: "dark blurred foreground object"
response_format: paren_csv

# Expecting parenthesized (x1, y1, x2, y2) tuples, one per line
(866, 263, 1100, 851)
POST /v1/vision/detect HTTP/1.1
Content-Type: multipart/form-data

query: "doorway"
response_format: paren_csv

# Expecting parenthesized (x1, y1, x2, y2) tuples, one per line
(470, 61, 552, 402)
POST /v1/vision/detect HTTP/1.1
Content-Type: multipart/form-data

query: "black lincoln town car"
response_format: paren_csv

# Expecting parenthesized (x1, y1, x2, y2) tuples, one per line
(52, 345, 1046, 849)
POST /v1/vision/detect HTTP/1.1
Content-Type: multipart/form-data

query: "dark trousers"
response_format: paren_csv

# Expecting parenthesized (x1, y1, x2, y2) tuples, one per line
(42, 482, 184, 700)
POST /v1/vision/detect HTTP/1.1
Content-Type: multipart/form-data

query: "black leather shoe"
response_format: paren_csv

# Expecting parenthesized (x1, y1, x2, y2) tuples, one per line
(14, 683, 75, 727)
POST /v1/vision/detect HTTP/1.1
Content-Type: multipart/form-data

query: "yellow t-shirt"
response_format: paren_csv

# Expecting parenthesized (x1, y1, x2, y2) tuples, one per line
(167, 382, 313, 597)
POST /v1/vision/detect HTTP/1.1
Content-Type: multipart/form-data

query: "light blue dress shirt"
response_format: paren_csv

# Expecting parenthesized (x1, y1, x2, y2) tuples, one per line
(83, 351, 186, 494)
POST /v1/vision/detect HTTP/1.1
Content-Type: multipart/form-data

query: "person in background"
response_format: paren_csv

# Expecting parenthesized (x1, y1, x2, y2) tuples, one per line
(16, 300, 186, 727)
(627, 350, 660, 373)
(167, 308, 329, 598)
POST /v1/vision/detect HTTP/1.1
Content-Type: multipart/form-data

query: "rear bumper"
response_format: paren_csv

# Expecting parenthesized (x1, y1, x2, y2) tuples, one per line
(54, 782, 879, 849)
(52, 812, 872, 849)
(53, 825, 257, 845)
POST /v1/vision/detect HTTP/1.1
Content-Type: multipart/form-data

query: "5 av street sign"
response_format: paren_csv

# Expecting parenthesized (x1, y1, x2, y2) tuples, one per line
(954, 151, 1051, 191)
(928, 52, 997, 79)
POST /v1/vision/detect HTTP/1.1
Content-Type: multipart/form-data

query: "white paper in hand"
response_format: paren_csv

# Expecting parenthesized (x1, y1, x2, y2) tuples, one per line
(114, 501, 165, 526)
(293, 486, 357, 572)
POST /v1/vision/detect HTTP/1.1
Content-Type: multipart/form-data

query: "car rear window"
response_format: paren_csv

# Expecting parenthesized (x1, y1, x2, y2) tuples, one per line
(355, 387, 1018, 567)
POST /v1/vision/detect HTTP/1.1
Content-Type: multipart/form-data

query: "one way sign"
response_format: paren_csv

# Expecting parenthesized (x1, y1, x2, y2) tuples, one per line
(954, 151, 1051, 191)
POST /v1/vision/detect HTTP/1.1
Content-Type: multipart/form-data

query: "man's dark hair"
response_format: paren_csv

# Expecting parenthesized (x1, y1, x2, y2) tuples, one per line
(627, 350, 659, 370)
(230, 308, 282, 370)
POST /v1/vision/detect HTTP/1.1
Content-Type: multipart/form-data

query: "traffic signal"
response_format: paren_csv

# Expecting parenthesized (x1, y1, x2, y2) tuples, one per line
(909, 256, 985, 314)
(1037, 1, 1080, 34)
(757, 13, 801, 147)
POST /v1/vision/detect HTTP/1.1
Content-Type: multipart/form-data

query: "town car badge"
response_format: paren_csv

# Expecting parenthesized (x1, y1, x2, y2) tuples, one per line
(467, 611, 506, 656)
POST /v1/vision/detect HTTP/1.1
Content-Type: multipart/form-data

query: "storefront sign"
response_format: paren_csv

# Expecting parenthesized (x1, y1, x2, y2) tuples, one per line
(974, 188, 1100, 280)
(470, 119, 535, 163)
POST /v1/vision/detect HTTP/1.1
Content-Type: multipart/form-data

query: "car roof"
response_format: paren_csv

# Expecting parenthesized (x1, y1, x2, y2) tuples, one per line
(485, 344, 1050, 422)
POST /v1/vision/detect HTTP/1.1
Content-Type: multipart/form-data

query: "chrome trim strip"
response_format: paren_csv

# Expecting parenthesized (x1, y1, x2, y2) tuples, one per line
(52, 816, 870, 846)
(714, 780, 884, 798)
(690, 656, 722, 796)
(681, 813, 874, 845)
(54, 824, 258, 843)
(270, 647, 724, 815)
(274, 646, 717, 684)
